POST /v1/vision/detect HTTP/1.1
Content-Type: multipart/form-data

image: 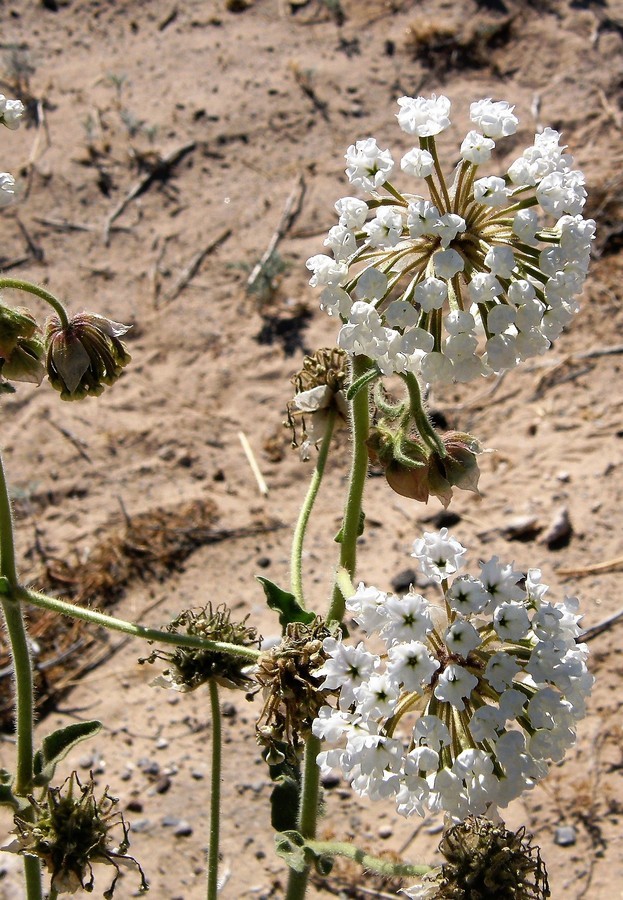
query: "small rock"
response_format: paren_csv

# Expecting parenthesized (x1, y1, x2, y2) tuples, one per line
(137, 759, 160, 777)
(130, 819, 152, 833)
(423, 509, 461, 529)
(119, 768, 133, 782)
(221, 701, 237, 718)
(501, 515, 541, 541)
(152, 775, 171, 795)
(557, 471, 571, 483)
(320, 771, 341, 789)
(126, 799, 143, 813)
(554, 825, 576, 846)
(541, 506, 573, 550)
(378, 825, 393, 839)
(390, 568, 419, 594)
(257, 556, 271, 569)
(191, 769, 205, 780)
(155, 737, 169, 750)
(162, 815, 180, 828)
(173, 820, 193, 837)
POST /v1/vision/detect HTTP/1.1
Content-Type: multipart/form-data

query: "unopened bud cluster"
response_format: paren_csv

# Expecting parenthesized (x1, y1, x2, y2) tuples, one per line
(307, 95, 594, 383)
(312, 529, 592, 819)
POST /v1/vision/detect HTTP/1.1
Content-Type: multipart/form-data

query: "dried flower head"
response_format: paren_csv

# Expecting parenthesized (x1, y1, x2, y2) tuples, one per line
(7, 772, 147, 898)
(140, 603, 261, 692)
(0, 303, 44, 388)
(403, 817, 550, 899)
(286, 347, 349, 460)
(256, 617, 341, 764)
(307, 96, 595, 384)
(45, 312, 131, 400)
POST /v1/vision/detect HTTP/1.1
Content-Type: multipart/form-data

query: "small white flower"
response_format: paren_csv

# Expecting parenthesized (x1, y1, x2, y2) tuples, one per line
(396, 94, 451, 137)
(414, 277, 447, 312)
(0, 94, 25, 130)
(470, 98, 518, 139)
(401, 147, 434, 178)
(433, 212, 466, 249)
(345, 137, 394, 191)
(434, 664, 479, 710)
(306, 254, 348, 287)
(335, 196, 369, 229)
(473, 175, 509, 206)
(460, 130, 495, 164)
(0, 172, 17, 207)
(387, 641, 439, 691)
(433, 248, 464, 279)
(412, 528, 467, 581)
(445, 619, 481, 657)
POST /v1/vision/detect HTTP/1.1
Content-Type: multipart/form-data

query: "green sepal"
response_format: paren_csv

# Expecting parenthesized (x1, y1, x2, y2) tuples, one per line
(33, 720, 102, 787)
(346, 365, 380, 402)
(274, 831, 308, 873)
(0, 769, 29, 812)
(334, 510, 365, 543)
(314, 853, 334, 876)
(256, 576, 315, 630)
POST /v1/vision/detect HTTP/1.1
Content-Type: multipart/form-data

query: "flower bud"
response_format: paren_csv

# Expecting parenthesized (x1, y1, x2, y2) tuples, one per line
(45, 312, 131, 400)
(0, 303, 45, 386)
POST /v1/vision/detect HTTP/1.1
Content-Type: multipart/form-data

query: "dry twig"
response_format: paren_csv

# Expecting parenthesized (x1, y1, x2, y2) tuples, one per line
(246, 173, 306, 295)
(163, 228, 232, 304)
(103, 140, 196, 244)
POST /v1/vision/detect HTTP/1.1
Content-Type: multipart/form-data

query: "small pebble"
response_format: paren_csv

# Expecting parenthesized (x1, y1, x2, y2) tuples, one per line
(138, 759, 160, 776)
(257, 556, 271, 568)
(126, 799, 143, 813)
(390, 568, 419, 594)
(162, 815, 180, 828)
(173, 820, 193, 837)
(554, 825, 576, 846)
(378, 825, 393, 839)
(130, 819, 152, 833)
(152, 775, 171, 795)
(222, 701, 237, 718)
(320, 771, 341, 789)
(191, 769, 205, 780)
(541, 506, 573, 550)
(155, 737, 169, 750)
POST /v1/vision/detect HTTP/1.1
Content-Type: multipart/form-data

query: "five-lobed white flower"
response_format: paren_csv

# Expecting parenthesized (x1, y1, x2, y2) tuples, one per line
(312, 530, 592, 821)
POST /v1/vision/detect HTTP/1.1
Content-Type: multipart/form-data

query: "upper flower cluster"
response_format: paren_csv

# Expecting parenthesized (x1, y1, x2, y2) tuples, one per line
(312, 529, 592, 820)
(306, 95, 595, 383)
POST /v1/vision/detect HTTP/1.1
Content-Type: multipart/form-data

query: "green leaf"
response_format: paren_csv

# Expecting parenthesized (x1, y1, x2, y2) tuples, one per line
(33, 720, 102, 787)
(256, 576, 315, 629)
(274, 831, 308, 873)
(334, 510, 365, 543)
(346, 366, 379, 402)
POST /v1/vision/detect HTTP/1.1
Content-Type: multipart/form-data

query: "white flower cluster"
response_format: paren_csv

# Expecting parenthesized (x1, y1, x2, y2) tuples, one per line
(306, 95, 595, 383)
(312, 529, 592, 820)
(0, 93, 25, 209)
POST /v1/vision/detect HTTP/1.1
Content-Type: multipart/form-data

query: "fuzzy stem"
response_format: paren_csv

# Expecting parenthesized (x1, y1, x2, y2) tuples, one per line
(290, 409, 336, 608)
(327, 356, 371, 623)
(302, 839, 431, 877)
(284, 734, 322, 900)
(15, 587, 260, 661)
(207, 680, 222, 900)
(0, 278, 70, 328)
(0, 455, 42, 900)
(401, 371, 446, 457)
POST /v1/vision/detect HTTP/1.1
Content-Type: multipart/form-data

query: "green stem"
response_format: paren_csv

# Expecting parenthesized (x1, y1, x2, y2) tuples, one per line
(207, 681, 222, 900)
(0, 455, 42, 900)
(290, 410, 336, 608)
(15, 587, 260, 661)
(401, 371, 446, 457)
(327, 356, 371, 623)
(0, 278, 70, 328)
(301, 839, 431, 877)
(284, 734, 322, 900)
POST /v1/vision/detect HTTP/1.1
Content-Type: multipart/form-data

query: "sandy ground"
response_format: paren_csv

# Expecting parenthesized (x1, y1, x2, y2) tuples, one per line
(0, 0, 623, 897)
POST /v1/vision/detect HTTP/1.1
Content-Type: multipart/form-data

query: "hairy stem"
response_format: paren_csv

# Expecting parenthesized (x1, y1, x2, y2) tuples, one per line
(207, 681, 222, 900)
(327, 356, 371, 623)
(0, 278, 70, 328)
(15, 587, 260, 661)
(401, 371, 446, 457)
(284, 734, 322, 900)
(0, 455, 42, 900)
(290, 410, 336, 608)
(302, 838, 431, 877)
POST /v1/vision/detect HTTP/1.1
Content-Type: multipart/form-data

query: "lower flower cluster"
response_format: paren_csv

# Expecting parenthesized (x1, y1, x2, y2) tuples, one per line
(312, 529, 592, 819)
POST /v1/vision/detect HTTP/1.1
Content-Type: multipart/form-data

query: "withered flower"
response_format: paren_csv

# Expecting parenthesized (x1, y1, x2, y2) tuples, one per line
(45, 312, 131, 400)
(140, 603, 261, 692)
(0, 303, 44, 387)
(368, 426, 483, 508)
(286, 347, 349, 460)
(255, 617, 340, 764)
(404, 817, 550, 899)
(7, 772, 147, 898)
